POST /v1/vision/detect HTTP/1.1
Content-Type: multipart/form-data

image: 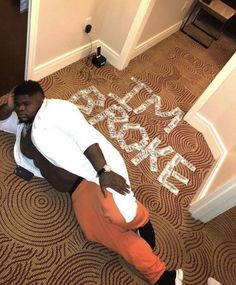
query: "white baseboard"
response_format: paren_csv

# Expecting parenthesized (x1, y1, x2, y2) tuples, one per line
(32, 40, 100, 81)
(186, 113, 225, 199)
(208, 277, 222, 285)
(193, 113, 226, 160)
(185, 112, 236, 223)
(31, 21, 182, 80)
(99, 41, 120, 69)
(32, 39, 120, 81)
(131, 21, 182, 60)
(190, 177, 236, 223)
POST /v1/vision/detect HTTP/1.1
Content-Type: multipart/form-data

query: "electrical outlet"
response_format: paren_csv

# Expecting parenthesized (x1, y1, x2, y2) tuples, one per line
(84, 17, 92, 32)
(85, 24, 92, 33)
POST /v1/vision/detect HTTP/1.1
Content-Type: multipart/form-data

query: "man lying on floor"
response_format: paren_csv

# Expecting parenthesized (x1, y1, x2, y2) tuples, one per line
(0, 80, 183, 285)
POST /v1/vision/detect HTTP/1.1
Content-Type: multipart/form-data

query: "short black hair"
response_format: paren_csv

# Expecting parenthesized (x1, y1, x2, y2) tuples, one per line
(14, 80, 44, 97)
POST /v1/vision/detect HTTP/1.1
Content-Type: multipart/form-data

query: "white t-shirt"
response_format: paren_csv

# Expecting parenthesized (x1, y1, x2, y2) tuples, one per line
(0, 99, 137, 222)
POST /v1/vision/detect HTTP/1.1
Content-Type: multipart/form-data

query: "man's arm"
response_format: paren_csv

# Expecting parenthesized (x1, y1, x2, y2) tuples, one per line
(84, 143, 130, 197)
(0, 91, 14, 120)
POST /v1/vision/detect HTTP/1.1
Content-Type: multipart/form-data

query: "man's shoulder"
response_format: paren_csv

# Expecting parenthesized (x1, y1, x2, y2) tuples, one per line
(43, 98, 77, 113)
(46, 98, 74, 106)
(35, 98, 79, 126)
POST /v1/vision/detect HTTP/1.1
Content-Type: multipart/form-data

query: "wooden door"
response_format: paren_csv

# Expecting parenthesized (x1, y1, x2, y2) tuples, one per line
(0, 0, 28, 96)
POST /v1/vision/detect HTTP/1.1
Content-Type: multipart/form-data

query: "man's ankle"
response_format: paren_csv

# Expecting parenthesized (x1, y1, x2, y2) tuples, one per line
(137, 220, 156, 249)
(157, 270, 176, 285)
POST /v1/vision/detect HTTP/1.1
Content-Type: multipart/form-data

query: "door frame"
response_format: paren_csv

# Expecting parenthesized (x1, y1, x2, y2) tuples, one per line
(185, 52, 236, 223)
(116, 0, 156, 70)
(25, 0, 40, 80)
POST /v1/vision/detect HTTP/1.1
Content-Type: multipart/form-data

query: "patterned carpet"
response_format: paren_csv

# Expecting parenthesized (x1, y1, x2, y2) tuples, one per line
(0, 31, 236, 285)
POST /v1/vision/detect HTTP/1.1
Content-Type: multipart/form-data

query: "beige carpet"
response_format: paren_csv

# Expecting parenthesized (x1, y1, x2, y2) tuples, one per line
(0, 31, 235, 285)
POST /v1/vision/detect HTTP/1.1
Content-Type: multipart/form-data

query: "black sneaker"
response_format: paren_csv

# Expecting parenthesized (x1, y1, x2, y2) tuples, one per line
(156, 270, 184, 285)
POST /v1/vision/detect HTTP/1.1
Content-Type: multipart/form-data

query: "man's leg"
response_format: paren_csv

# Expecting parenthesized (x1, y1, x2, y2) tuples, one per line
(137, 220, 156, 250)
(72, 180, 166, 284)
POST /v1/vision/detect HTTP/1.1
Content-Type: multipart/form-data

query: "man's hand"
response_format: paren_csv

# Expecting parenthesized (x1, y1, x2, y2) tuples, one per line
(84, 143, 131, 197)
(99, 171, 130, 197)
(0, 88, 15, 121)
(7, 88, 15, 111)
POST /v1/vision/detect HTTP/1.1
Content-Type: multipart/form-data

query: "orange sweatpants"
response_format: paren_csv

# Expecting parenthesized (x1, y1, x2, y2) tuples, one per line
(72, 179, 166, 284)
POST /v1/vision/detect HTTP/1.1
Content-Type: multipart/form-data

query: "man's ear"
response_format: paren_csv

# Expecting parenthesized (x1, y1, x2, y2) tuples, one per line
(35, 92, 44, 102)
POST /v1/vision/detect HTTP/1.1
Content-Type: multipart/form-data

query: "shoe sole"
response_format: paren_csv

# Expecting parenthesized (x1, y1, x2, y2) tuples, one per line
(176, 269, 184, 285)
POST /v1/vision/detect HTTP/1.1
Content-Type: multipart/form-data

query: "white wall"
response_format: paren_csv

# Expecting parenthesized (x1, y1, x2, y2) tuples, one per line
(27, 0, 194, 80)
(185, 52, 236, 161)
(132, 0, 194, 58)
(29, 0, 142, 79)
(200, 68, 236, 152)
(185, 52, 236, 222)
(29, 0, 109, 80)
(138, 0, 193, 44)
(36, 0, 106, 66)
(99, 0, 140, 54)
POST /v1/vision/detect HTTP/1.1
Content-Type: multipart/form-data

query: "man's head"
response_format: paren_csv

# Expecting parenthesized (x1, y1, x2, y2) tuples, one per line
(14, 80, 45, 123)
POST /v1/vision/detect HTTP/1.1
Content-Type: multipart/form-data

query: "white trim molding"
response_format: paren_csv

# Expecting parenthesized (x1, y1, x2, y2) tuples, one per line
(186, 100, 231, 223)
(99, 41, 120, 69)
(31, 39, 119, 81)
(25, 0, 186, 80)
(186, 113, 226, 160)
(186, 113, 227, 199)
(190, 177, 236, 223)
(132, 21, 182, 60)
(25, 0, 40, 79)
(25, 0, 155, 79)
(186, 52, 236, 223)
(30, 18, 182, 80)
(117, 0, 156, 70)
(32, 40, 98, 81)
